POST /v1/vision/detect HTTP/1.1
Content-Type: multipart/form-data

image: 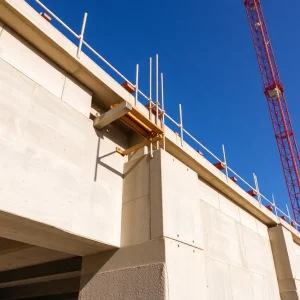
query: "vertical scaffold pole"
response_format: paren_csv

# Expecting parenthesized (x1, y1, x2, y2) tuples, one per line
(135, 64, 139, 106)
(156, 54, 159, 149)
(253, 173, 262, 207)
(286, 204, 292, 225)
(149, 57, 153, 158)
(161, 73, 166, 150)
(149, 57, 153, 119)
(272, 194, 278, 219)
(222, 145, 229, 182)
(179, 104, 183, 146)
(77, 13, 88, 58)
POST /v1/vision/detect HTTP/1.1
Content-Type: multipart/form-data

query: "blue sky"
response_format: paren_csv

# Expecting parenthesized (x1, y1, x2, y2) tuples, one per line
(27, 0, 300, 218)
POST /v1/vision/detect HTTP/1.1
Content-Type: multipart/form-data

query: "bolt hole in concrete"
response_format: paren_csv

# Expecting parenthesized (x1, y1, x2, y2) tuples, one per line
(178, 244, 180, 248)
(177, 234, 179, 237)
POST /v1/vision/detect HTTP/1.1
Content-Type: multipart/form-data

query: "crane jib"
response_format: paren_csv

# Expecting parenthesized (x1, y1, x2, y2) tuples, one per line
(243, 0, 300, 223)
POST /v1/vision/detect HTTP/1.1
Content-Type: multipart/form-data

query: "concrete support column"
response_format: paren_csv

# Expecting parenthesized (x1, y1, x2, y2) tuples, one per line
(79, 150, 208, 299)
(79, 239, 167, 300)
(269, 225, 300, 300)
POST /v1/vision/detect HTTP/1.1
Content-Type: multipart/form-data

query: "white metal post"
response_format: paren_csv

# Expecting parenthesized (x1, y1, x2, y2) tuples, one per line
(253, 173, 262, 206)
(161, 73, 166, 150)
(155, 54, 159, 150)
(135, 64, 139, 106)
(222, 145, 229, 182)
(77, 13, 88, 58)
(149, 57, 153, 119)
(286, 204, 292, 225)
(179, 104, 183, 146)
(156, 54, 159, 125)
(149, 57, 153, 157)
(272, 194, 278, 218)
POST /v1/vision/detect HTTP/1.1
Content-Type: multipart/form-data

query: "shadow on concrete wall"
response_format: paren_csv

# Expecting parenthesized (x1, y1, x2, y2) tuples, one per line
(93, 128, 124, 182)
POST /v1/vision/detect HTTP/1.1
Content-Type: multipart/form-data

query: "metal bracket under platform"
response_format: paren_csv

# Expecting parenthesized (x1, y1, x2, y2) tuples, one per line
(93, 101, 164, 156)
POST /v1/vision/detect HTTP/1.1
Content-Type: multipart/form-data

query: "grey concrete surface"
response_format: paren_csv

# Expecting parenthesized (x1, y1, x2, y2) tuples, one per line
(0, 45, 127, 254)
(1, 1, 300, 298)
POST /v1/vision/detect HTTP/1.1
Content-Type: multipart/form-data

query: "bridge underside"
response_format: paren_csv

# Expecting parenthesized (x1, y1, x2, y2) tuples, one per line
(0, 237, 81, 300)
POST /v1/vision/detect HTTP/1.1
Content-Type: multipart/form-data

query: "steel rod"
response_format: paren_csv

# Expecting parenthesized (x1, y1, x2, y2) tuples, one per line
(253, 173, 262, 206)
(286, 204, 292, 224)
(135, 64, 139, 106)
(161, 73, 166, 150)
(156, 54, 159, 125)
(149, 57, 153, 157)
(149, 57, 153, 119)
(222, 145, 229, 182)
(272, 194, 278, 217)
(77, 13, 88, 58)
(34, 0, 79, 38)
(179, 104, 183, 146)
(82, 41, 133, 84)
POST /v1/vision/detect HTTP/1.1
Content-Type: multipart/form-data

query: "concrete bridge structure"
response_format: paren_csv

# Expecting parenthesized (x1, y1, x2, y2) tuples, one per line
(0, 0, 300, 299)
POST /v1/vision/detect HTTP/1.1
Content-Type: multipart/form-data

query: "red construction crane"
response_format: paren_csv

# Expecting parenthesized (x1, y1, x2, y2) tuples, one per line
(243, 0, 300, 223)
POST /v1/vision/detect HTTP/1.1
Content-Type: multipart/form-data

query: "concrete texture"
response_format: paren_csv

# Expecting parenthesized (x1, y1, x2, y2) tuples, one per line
(0, 25, 66, 99)
(164, 238, 208, 299)
(155, 150, 205, 249)
(62, 76, 92, 117)
(79, 239, 167, 300)
(80, 263, 166, 300)
(0, 24, 92, 117)
(201, 193, 280, 299)
(2, 1, 300, 298)
(0, 47, 127, 254)
(2, 0, 299, 240)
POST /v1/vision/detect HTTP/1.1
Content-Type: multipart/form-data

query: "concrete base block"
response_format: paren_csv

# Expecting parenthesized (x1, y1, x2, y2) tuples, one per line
(280, 291, 299, 300)
(80, 263, 166, 300)
(79, 238, 208, 300)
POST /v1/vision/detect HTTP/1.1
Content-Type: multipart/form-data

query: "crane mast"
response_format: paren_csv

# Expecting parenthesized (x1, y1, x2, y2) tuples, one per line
(244, 0, 300, 223)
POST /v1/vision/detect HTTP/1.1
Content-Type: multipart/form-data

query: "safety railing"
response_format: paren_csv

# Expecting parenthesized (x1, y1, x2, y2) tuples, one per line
(32, 0, 300, 232)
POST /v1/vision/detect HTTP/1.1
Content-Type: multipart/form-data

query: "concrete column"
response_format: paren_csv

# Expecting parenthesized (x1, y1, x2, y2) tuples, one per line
(79, 151, 167, 299)
(269, 225, 300, 300)
(79, 150, 208, 299)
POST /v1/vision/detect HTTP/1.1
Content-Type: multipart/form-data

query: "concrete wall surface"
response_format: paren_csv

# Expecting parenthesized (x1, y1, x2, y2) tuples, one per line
(201, 190, 280, 299)
(0, 22, 128, 254)
(0, 24, 92, 117)
(1, 2, 299, 298)
(118, 150, 283, 299)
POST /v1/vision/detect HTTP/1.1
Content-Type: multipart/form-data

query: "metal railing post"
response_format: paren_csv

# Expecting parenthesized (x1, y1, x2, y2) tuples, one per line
(155, 54, 159, 149)
(222, 144, 229, 182)
(272, 194, 278, 217)
(286, 204, 292, 225)
(155, 54, 159, 125)
(149, 57, 153, 119)
(179, 104, 183, 146)
(135, 64, 139, 106)
(149, 57, 153, 158)
(77, 12, 88, 58)
(161, 73, 166, 150)
(253, 173, 262, 206)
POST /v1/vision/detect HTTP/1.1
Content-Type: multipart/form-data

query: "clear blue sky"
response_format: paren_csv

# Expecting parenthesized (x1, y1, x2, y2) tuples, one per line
(27, 0, 300, 218)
